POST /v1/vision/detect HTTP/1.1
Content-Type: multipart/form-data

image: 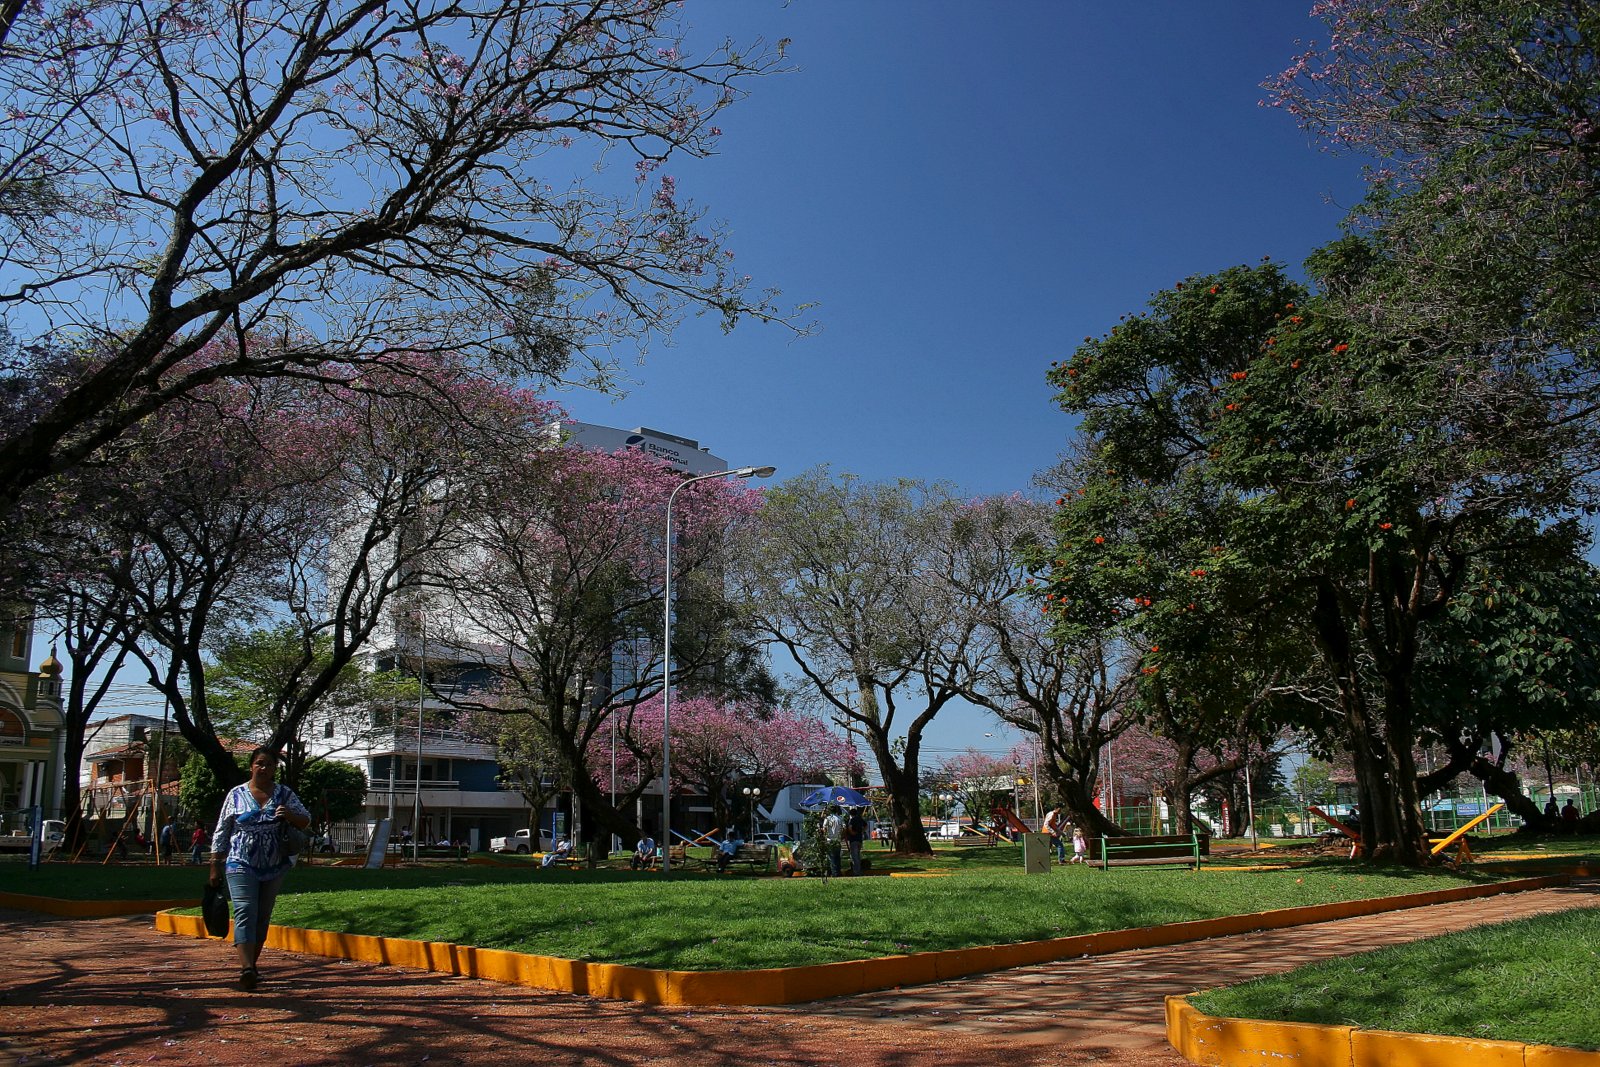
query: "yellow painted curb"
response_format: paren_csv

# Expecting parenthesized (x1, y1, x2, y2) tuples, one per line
(141, 873, 1569, 1007)
(1166, 997, 1600, 1067)
(0, 891, 198, 917)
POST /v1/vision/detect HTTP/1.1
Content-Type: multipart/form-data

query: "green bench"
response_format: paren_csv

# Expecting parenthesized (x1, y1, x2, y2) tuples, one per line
(1095, 833, 1204, 870)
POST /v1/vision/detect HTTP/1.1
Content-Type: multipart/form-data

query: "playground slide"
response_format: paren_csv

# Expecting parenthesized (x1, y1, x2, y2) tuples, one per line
(991, 805, 1032, 841)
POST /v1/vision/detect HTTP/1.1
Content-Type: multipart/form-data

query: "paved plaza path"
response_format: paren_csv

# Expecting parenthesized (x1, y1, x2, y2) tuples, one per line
(0, 880, 1594, 1067)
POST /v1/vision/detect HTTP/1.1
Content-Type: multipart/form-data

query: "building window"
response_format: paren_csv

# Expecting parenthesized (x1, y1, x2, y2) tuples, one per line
(9, 624, 23, 659)
(324, 720, 335, 739)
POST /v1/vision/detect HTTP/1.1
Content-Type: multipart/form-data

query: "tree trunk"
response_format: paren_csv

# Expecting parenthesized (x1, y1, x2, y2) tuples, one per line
(1445, 737, 1551, 829)
(863, 724, 930, 854)
(1311, 579, 1425, 864)
(1050, 771, 1124, 838)
(1165, 737, 1197, 835)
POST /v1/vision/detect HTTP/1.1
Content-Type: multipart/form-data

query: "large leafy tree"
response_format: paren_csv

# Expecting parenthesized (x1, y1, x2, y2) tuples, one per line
(735, 471, 982, 854)
(205, 623, 416, 790)
(1044, 256, 1593, 862)
(0, 0, 796, 516)
(1412, 544, 1600, 826)
(297, 759, 370, 827)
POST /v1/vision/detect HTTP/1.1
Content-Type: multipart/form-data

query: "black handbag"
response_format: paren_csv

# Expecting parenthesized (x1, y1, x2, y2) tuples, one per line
(201, 880, 231, 938)
(279, 819, 309, 860)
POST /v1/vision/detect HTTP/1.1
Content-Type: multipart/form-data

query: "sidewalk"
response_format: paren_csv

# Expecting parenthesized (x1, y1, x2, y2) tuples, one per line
(794, 878, 1600, 1055)
(0, 880, 1594, 1066)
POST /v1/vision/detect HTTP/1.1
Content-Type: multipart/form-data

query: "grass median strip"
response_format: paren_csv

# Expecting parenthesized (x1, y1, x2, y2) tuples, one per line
(1189, 906, 1600, 1052)
(242, 864, 1493, 970)
(5, 847, 1567, 972)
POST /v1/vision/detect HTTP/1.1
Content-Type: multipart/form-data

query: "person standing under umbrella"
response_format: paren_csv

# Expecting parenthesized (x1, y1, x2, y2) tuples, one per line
(822, 804, 843, 877)
(844, 807, 867, 876)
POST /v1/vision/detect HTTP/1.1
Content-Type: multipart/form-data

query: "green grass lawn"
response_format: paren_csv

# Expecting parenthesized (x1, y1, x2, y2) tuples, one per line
(1189, 908, 1600, 1051)
(3, 850, 1510, 971)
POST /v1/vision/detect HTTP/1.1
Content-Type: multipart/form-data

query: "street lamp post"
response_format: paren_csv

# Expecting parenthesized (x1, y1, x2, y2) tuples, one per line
(414, 611, 425, 863)
(661, 465, 775, 875)
(742, 785, 762, 839)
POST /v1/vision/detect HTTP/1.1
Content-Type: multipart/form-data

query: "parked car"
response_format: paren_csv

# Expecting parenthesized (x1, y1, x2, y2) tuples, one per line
(751, 833, 792, 846)
(491, 828, 534, 853)
(0, 819, 64, 853)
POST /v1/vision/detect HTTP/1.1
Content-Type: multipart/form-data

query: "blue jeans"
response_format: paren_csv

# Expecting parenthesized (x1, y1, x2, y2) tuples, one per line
(225, 869, 284, 946)
(827, 843, 841, 877)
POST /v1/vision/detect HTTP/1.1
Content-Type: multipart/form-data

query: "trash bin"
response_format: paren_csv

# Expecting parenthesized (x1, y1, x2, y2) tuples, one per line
(1021, 832, 1052, 874)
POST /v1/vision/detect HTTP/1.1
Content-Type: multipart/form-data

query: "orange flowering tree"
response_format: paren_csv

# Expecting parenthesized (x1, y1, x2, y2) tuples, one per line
(1040, 254, 1594, 864)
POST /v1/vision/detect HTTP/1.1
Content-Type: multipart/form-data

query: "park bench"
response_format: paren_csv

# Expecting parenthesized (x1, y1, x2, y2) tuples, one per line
(715, 844, 773, 873)
(1094, 833, 1205, 870)
(657, 843, 701, 869)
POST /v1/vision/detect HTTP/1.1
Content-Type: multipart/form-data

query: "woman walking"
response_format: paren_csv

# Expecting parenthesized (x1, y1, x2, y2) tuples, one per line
(208, 747, 311, 991)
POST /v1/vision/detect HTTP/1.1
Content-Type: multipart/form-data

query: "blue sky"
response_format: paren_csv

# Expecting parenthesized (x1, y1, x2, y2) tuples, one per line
(574, 2, 1368, 500)
(566, 2, 1370, 762)
(82, 3, 1370, 767)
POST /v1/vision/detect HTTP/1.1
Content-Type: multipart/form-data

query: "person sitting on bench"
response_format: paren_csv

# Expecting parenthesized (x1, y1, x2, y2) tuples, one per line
(631, 835, 657, 870)
(714, 829, 744, 873)
(541, 838, 572, 867)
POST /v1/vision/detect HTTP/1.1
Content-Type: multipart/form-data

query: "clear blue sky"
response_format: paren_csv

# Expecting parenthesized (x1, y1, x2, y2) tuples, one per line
(575, 2, 1367, 498)
(567, 2, 1369, 763)
(83, 3, 1370, 767)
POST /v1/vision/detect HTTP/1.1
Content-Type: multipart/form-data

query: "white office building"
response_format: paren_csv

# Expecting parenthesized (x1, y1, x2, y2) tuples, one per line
(315, 424, 730, 851)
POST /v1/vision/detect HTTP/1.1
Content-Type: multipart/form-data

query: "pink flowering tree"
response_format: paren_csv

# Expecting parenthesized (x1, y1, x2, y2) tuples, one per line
(433, 445, 767, 847)
(590, 696, 857, 837)
(36, 347, 551, 788)
(0, 0, 801, 517)
(928, 749, 1023, 829)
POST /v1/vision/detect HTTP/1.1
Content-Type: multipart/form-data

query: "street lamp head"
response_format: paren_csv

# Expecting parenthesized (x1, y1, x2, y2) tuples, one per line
(733, 465, 777, 479)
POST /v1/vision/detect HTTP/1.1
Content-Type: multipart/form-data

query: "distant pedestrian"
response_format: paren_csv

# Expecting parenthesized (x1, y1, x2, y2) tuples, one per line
(1071, 826, 1087, 864)
(159, 820, 177, 863)
(844, 807, 867, 876)
(1562, 799, 1581, 833)
(189, 824, 206, 865)
(822, 805, 843, 877)
(1043, 805, 1066, 864)
(1544, 797, 1561, 820)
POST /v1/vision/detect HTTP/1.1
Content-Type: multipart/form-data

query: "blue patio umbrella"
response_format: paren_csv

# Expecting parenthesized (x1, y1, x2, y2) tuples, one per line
(800, 785, 871, 810)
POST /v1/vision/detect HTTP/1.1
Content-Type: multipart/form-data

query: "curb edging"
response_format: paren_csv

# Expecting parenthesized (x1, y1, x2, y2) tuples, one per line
(148, 873, 1568, 1006)
(1165, 995, 1600, 1066)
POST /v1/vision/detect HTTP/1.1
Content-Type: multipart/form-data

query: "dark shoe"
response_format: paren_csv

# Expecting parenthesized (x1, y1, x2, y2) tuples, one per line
(240, 966, 258, 991)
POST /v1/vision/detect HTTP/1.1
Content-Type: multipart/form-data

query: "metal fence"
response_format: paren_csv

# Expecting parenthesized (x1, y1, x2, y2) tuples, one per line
(1095, 791, 1548, 840)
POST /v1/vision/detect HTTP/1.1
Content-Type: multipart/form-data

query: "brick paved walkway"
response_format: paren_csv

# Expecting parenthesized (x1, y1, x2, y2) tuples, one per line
(794, 878, 1600, 1055)
(0, 880, 1594, 1066)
